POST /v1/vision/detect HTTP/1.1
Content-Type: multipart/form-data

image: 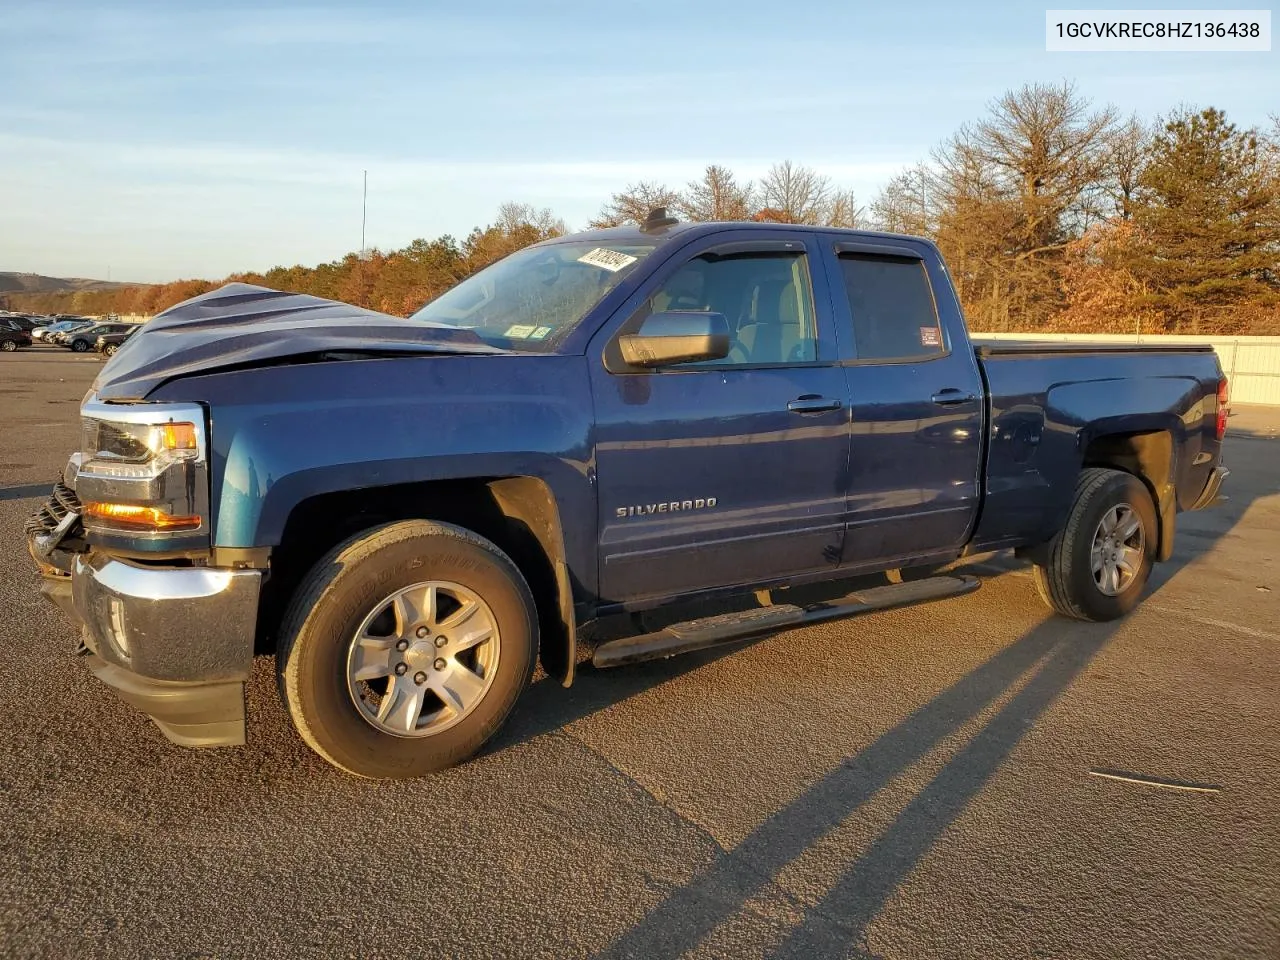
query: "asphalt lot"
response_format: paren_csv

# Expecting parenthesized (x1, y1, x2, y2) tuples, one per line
(1, 347, 1277, 959)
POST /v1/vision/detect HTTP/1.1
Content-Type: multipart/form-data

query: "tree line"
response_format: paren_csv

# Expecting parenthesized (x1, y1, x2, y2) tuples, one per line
(4, 202, 566, 320)
(7, 83, 1278, 335)
(871, 85, 1280, 335)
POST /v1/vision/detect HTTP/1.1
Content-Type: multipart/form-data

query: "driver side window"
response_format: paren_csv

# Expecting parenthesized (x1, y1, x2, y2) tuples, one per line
(644, 252, 818, 365)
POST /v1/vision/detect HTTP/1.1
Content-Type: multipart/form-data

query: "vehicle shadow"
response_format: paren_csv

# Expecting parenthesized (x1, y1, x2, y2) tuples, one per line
(492, 448, 1266, 960)
(0, 482, 54, 503)
(575, 475, 1258, 960)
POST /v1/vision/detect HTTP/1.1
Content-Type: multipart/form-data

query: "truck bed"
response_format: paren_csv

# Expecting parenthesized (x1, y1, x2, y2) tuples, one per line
(971, 345, 1225, 552)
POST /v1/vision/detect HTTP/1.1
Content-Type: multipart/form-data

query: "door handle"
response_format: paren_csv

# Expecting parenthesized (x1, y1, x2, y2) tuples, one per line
(787, 395, 842, 414)
(931, 389, 978, 406)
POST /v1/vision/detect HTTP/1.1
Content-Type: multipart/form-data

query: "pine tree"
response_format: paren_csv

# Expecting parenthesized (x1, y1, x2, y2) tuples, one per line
(1118, 107, 1280, 333)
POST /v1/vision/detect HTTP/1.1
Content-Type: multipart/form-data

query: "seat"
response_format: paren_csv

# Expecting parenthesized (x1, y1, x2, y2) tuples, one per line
(777, 281, 815, 362)
(733, 278, 814, 364)
(733, 278, 787, 363)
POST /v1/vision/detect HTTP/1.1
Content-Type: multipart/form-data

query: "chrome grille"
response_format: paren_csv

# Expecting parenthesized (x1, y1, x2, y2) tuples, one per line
(24, 482, 83, 539)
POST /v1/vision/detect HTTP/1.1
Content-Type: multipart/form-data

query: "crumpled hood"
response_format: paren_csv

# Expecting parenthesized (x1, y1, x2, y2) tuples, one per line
(94, 283, 501, 401)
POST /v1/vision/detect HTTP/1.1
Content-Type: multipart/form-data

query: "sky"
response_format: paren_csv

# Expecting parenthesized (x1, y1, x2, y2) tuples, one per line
(1, 1, 1276, 283)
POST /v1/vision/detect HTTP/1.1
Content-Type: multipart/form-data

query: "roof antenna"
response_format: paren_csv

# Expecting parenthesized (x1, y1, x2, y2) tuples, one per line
(641, 207, 679, 232)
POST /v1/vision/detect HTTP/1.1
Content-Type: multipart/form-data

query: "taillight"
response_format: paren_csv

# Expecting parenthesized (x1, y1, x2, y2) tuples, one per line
(1216, 378, 1230, 440)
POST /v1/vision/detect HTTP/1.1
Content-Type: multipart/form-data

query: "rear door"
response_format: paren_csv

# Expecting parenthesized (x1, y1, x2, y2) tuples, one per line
(589, 229, 851, 603)
(820, 241, 984, 567)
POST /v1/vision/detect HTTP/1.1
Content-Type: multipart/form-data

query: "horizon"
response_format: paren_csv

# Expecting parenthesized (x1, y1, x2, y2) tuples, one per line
(2, 0, 1276, 285)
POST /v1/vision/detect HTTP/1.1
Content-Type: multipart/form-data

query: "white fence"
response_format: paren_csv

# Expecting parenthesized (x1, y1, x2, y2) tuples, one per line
(974, 332, 1280, 406)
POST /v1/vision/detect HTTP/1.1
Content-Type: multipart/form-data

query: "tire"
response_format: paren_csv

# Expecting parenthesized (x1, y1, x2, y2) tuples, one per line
(1032, 467, 1157, 622)
(277, 520, 538, 778)
(71, 339, 89, 352)
(104, 344, 118, 357)
(0, 339, 16, 352)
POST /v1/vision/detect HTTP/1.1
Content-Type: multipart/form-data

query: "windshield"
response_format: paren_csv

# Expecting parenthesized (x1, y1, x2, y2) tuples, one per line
(409, 240, 655, 351)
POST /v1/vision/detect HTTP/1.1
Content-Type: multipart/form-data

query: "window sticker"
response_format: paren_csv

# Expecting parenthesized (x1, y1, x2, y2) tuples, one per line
(577, 248, 638, 272)
(529, 326, 552, 340)
(920, 326, 942, 348)
(504, 324, 537, 339)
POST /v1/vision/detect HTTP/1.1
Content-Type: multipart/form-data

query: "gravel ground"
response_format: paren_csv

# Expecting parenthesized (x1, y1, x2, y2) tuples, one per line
(1, 348, 1277, 959)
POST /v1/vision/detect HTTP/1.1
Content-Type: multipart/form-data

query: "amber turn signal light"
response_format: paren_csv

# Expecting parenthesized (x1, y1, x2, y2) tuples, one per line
(161, 422, 199, 451)
(82, 502, 202, 531)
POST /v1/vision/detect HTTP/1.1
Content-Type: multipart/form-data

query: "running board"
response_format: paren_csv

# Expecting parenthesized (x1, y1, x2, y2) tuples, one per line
(591, 575, 980, 668)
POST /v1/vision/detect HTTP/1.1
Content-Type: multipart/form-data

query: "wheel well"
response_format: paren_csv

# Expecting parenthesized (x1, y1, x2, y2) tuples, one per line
(258, 477, 575, 683)
(1081, 430, 1175, 561)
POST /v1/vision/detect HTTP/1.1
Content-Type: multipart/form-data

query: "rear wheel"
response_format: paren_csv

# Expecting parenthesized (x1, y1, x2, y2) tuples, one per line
(1032, 467, 1157, 622)
(277, 520, 538, 778)
(70, 339, 89, 352)
(104, 344, 118, 357)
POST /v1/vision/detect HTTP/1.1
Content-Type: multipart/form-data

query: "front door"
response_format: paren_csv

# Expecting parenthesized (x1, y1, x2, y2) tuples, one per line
(589, 231, 851, 603)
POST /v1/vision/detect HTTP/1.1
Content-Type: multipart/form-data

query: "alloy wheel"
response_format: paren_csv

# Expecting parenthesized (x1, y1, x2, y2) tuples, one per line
(1090, 503, 1145, 596)
(345, 580, 500, 737)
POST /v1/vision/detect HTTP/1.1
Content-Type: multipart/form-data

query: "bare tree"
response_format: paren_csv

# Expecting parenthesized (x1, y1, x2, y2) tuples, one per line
(870, 166, 931, 235)
(924, 81, 1119, 329)
(678, 165, 753, 221)
(825, 188, 864, 228)
(1265, 115, 1280, 172)
(757, 161, 831, 224)
(590, 181, 682, 227)
(496, 201, 565, 238)
(966, 80, 1118, 247)
(926, 142, 1022, 327)
(1102, 114, 1150, 221)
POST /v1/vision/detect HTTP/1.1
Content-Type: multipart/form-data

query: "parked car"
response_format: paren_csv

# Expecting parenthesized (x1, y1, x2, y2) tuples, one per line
(40, 320, 96, 344)
(0, 323, 32, 351)
(27, 213, 1230, 779)
(96, 327, 140, 357)
(64, 322, 136, 353)
(31, 320, 77, 341)
(0, 313, 48, 332)
(50, 321, 104, 346)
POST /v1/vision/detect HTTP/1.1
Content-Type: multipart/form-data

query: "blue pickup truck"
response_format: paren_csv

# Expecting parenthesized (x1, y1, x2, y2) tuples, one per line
(27, 211, 1230, 778)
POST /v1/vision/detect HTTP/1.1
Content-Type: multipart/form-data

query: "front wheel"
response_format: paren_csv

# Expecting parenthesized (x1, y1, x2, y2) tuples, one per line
(1032, 467, 1157, 622)
(277, 520, 538, 778)
(0, 339, 16, 352)
(70, 339, 89, 352)
(104, 344, 118, 357)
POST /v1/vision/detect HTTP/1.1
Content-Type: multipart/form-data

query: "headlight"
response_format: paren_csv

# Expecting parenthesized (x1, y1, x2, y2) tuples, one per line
(75, 398, 209, 541)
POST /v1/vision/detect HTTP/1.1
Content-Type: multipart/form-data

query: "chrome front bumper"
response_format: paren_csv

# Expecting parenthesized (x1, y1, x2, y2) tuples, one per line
(43, 551, 262, 748)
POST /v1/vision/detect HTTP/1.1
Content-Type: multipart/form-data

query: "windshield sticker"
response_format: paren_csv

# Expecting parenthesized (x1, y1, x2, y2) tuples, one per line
(920, 326, 942, 347)
(504, 324, 537, 339)
(529, 326, 552, 340)
(577, 248, 638, 272)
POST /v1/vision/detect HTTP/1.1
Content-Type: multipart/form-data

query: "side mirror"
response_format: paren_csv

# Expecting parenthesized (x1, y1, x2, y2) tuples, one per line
(618, 311, 730, 367)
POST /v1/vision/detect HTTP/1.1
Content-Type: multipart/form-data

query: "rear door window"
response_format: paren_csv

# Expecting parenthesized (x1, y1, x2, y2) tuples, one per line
(837, 254, 944, 361)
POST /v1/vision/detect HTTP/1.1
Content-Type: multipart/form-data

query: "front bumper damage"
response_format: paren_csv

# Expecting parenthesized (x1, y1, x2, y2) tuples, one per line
(27, 483, 261, 748)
